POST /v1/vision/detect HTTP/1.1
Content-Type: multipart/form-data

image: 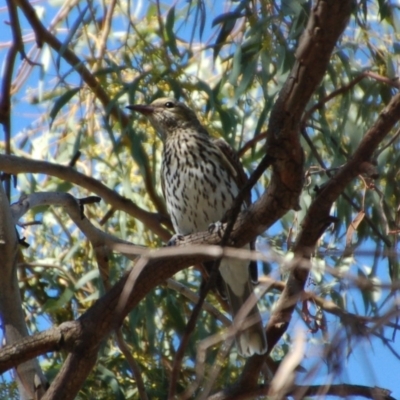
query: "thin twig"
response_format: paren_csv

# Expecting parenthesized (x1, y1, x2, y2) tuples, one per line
(115, 329, 149, 400)
(301, 126, 392, 248)
(0, 0, 23, 199)
(238, 130, 268, 158)
(94, 0, 117, 71)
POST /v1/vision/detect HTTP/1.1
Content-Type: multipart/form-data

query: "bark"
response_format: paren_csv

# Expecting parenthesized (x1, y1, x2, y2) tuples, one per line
(0, 184, 48, 399)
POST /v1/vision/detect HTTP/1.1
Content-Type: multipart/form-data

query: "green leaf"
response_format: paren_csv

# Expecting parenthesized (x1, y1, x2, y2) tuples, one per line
(75, 269, 99, 290)
(42, 287, 74, 311)
(97, 365, 124, 399)
(216, 107, 234, 137)
(233, 59, 257, 102)
(55, 5, 89, 71)
(212, 11, 243, 27)
(49, 87, 80, 128)
(253, 103, 269, 137)
(385, 53, 396, 79)
(145, 295, 156, 353)
(166, 293, 186, 334)
(229, 45, 242, 85)
(377, 0, 391, 20)
(165, 7, 180, 56)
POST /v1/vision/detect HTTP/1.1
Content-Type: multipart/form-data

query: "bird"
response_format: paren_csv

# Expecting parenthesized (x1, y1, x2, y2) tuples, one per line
(127, 98, 267, 357)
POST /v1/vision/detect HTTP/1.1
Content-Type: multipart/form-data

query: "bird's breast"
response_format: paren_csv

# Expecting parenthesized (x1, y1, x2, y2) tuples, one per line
(161, 137, 239, 235)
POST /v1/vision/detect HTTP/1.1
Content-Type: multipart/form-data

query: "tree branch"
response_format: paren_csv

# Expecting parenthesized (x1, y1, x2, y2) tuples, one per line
(0, 184, 48, 399)
(238, 0, 354, 387)
(263, 90, 400, 391)
(0, 154, 171, 240)
(15, 0, 167, 217)
(207, 383, 395, 400)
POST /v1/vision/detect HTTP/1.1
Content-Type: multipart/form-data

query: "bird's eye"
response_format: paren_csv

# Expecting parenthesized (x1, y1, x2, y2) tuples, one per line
(164, 102, 175, 108)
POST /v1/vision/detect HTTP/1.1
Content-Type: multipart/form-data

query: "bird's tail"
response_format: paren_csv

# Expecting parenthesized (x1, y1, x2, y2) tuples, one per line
(220, 258, 268, 357)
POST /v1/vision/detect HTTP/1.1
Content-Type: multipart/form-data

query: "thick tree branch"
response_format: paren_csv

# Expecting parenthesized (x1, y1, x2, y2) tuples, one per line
(0, 154, 171, 240)
(0, 322, 81, 374)
(207, 383, 395, 400)
(265, 90, 400, 375)
(222, 1, 352, 254)
(0, 184, 48, 399)
(231, 0, 354, 388)
(42, 344, 98, 400)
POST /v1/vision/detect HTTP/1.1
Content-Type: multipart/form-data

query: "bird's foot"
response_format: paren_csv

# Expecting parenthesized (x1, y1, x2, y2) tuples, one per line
(208, 221, 224, 238)
(166, 234, 185, 247)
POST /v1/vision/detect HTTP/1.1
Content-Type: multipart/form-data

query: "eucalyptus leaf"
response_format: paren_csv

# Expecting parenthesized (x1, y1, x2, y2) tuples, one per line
(49, 87, 80, 128)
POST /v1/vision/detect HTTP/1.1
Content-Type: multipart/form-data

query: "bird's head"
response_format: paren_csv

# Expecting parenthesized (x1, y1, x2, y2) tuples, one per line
(127, 97, 204, 138)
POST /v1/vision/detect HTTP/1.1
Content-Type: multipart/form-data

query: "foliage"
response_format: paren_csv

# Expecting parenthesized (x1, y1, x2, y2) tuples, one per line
(0, 0, 399, 399)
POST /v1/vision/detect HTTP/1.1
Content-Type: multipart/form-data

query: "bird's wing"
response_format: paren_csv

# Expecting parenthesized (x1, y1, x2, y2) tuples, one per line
(213, 138, 258, 284)
(161, 170, 166, 200)
(212, 138, 251, 206)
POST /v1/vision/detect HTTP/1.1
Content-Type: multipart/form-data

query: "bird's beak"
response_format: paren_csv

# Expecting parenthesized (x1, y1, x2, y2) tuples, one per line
(126, 104, 154, 116)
